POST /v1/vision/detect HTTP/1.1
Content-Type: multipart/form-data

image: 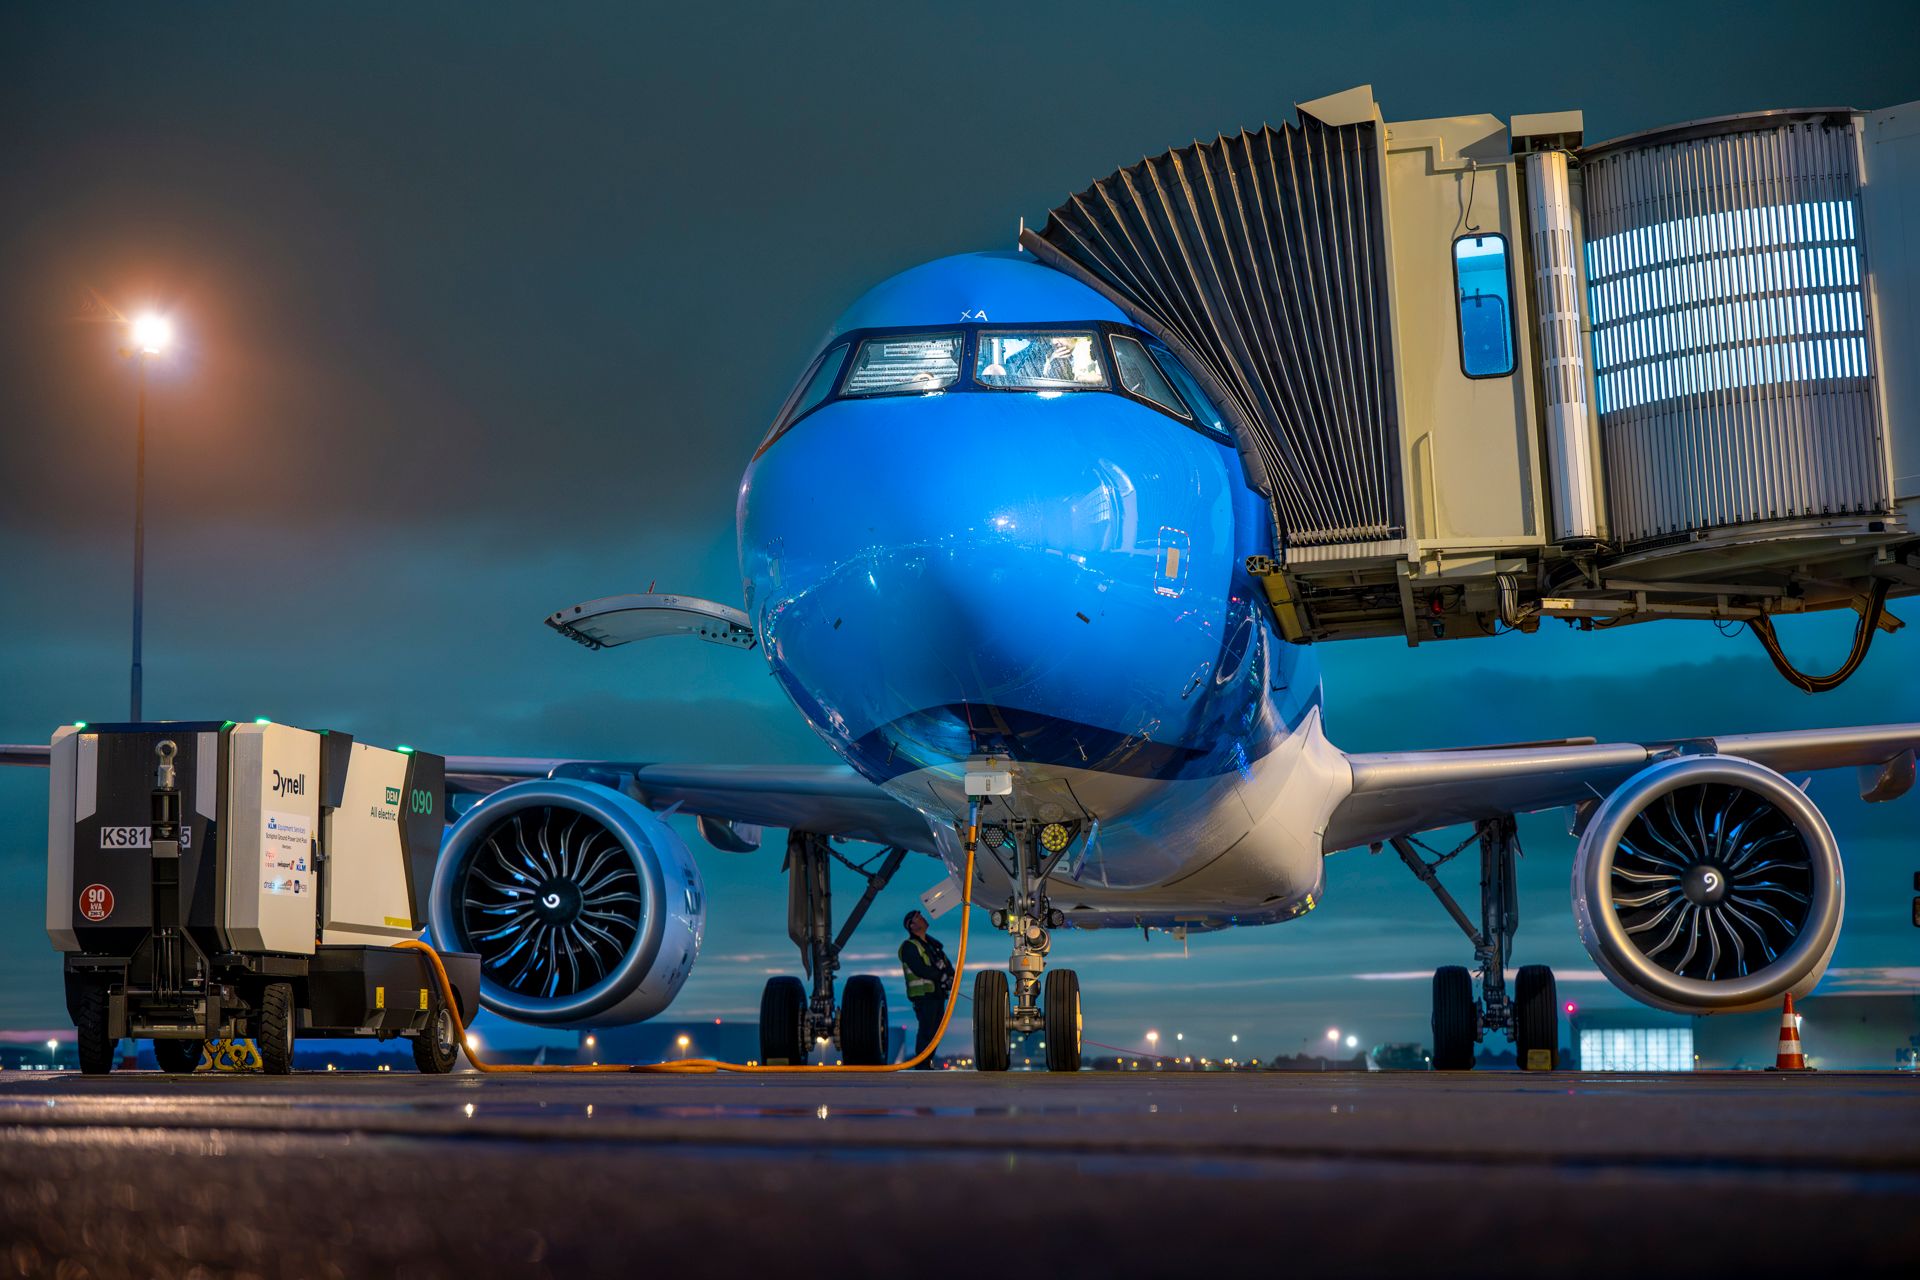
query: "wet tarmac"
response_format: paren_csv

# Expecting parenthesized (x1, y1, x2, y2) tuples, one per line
(1, 1068, 1915, 1277)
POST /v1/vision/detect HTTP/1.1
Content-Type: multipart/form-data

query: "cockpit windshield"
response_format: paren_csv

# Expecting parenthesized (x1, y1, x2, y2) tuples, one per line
(975, 331, 1106, 390)
(759, 322, 1234, 458)
(843, 334, 963, 396)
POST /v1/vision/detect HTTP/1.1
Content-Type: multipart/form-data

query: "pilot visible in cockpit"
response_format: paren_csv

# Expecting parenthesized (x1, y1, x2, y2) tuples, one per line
(981, 335, 1080, 386)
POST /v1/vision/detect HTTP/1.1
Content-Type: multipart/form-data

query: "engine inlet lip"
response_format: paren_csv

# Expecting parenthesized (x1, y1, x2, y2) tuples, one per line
(1576, 754, 1843, 1012)
(430, 778, 668, 1024)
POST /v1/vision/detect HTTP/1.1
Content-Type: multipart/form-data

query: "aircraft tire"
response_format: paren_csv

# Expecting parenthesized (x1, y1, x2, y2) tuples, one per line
(1514, 964, 1560, 1070)
(840, 975, 889, 1065)
(153, 1038, 202, 1074)
(1043, 969, 1082, 1073)
(973, 970, 1010, 1072)
(759, 976, 809, 1065)
(1431, 965, 1476, 1070)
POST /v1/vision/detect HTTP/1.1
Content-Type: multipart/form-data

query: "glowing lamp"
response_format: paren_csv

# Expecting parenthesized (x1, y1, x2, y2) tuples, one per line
(131, 313, 173, 355)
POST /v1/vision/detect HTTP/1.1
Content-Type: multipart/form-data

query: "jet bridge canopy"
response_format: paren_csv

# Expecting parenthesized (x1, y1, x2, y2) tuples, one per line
(1022, 87, 1920, 686)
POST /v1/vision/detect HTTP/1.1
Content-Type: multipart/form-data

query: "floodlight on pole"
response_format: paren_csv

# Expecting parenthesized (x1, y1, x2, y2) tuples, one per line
(122, 310, 177, 722)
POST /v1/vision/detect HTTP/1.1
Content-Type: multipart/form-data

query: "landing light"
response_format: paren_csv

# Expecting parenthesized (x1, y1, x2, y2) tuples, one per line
(1039, 823, 1072, 853)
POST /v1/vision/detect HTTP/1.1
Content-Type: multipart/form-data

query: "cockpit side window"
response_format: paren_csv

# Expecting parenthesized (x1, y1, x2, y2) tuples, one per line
(843, 333, 963, 396)
(790, 343, 847, 421)
(1109, 335, 1190, 419)
(975, 331, 1106, 390)
(758, 342, 848, 454)
(1145, 341, 1231, 441)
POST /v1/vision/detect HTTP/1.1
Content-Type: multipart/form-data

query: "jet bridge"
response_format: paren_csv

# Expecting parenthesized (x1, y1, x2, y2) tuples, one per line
(1022, 86, 1920, 687)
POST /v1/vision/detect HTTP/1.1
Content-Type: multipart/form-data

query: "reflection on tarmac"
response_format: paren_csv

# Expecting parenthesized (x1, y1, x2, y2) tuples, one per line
(1, 1071, 1915, 1277)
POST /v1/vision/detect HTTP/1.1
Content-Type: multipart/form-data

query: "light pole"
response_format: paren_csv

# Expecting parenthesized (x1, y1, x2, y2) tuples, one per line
(126, 313, 171, 721)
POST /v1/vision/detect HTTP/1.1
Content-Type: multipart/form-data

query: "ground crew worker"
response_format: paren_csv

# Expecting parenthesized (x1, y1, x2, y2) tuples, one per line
(899, 910, 953, 1068)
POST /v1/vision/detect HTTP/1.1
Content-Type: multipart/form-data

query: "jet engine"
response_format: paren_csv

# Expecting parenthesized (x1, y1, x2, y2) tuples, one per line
(1572, 755, 1843, 1014)
(429, 779, 704, 1027)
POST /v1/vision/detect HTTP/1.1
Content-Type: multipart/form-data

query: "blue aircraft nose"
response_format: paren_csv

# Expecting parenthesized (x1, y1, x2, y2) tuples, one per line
(739, 391, 1263, 781)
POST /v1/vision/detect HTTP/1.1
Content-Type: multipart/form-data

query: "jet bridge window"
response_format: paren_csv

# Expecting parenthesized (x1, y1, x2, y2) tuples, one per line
(843, 333, 963, 396)
(1453, 234, 1516, 378)
(975, 331, 1106, 391)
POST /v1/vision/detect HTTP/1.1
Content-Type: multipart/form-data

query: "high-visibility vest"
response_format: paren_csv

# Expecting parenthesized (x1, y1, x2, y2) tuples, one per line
(901, 938, 937, 998)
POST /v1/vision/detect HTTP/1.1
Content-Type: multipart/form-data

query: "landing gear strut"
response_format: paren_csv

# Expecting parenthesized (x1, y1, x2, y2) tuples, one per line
(1392, 815, 1558, 1071)
(757, 832, 907, 1065)
(973, 822, 1081, 1072)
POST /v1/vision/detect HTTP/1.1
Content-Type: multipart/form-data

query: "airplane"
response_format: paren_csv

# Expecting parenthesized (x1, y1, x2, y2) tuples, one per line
(10, 247, 1918, 1072)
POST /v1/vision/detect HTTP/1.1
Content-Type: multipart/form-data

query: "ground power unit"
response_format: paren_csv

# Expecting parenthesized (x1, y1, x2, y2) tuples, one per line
(46, 719, 480, 1074)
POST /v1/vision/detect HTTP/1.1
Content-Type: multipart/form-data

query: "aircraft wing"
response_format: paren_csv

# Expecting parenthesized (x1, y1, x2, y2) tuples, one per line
(443, 756, 941, 853)
(1322, 723, 1920, 852)
(1, 742, 938, 853)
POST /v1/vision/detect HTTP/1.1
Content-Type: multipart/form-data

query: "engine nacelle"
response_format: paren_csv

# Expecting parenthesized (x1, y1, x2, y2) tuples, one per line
(1572, 754, 1843, 1014)
(429, 779, 704, 1027)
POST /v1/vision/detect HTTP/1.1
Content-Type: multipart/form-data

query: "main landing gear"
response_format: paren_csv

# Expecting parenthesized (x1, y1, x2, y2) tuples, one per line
(972, 821, 1082, 1073)
(1391, 815, 1559, 1071)
(758, 832, 908, 1066)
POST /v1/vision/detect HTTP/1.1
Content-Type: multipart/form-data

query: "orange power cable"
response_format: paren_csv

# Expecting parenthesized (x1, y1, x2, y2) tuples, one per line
(396, 814, 979, 1075)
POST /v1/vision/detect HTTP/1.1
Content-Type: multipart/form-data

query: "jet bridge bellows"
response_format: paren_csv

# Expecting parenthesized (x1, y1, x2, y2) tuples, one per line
(1023, 87, 1920, 687)
(1019, 101, 1401, 550)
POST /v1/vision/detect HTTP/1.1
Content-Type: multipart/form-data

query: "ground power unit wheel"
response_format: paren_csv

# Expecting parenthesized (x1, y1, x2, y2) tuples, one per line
(840, 975, 889, 1065)
(972, 970, 1011, 1072)
(258, 982, 295, 1075)
(1514, 964, 1560, 1071)
(759, 975, 809, 1065)
(1043, 969, 1082, 1073)
(153, 1038, 202, 1074)
(412, 1003, 459, 1074)
(74, 982, 115, 1076)
(1431, 965, 1477, 1070)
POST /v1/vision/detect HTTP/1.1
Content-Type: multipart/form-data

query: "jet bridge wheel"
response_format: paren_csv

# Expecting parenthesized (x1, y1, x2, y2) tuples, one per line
(759, 975, 809, 1065)
(973, 970, 1011, 1072)
(840, 975, 889, 1066)
(1514, 965, 1559, 1071)
(1430, 966, 1477, 1071)
(153, 1038, 203, 1074)
(1043, 969, 1082, 1073)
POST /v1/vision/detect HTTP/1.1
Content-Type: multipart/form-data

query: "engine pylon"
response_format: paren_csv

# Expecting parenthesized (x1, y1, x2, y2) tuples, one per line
(1769, 994, 1812, 1072)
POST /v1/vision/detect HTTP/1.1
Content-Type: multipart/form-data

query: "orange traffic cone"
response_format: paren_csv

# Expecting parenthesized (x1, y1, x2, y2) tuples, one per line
(1768, 993, 1813, 1071)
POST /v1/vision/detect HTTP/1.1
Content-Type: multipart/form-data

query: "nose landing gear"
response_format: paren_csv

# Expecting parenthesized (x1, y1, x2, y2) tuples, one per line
(973, 822, 1082, 1072)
